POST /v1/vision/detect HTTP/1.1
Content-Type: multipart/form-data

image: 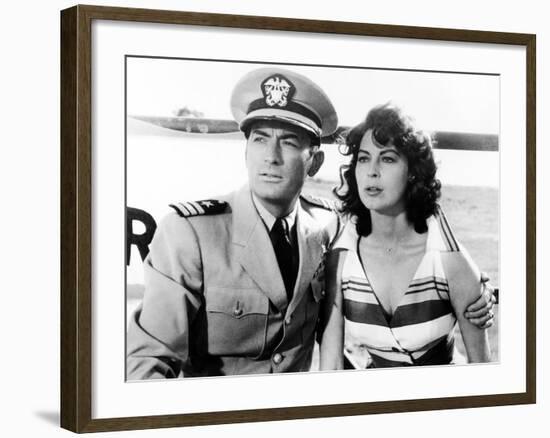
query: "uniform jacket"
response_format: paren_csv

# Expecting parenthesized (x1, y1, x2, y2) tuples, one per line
(127, 185, 339, 379)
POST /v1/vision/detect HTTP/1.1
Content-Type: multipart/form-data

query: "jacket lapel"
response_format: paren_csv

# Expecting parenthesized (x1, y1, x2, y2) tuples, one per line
(286, 201, 325, 316)
(231, 186, 288, 311)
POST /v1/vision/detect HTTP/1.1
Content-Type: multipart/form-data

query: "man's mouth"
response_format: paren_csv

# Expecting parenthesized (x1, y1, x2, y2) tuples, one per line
(259, 172, 283, 180)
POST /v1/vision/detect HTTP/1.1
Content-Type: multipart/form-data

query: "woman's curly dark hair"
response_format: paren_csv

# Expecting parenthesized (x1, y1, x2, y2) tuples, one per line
(334, 103, 441, 236)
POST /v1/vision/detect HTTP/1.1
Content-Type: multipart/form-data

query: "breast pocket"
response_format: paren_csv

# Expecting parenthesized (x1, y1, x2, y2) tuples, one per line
(205, 287, 269, 356)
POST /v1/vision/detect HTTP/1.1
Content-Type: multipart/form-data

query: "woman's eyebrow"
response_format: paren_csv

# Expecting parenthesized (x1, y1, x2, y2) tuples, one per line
(379, 148, 400, 156)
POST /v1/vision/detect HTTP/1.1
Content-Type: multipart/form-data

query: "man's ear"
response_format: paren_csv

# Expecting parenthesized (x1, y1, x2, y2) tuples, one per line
(307, 149, 324, 177)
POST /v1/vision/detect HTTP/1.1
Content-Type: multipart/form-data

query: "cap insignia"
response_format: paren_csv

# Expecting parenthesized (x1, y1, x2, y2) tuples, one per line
(261, 75, 295, 108)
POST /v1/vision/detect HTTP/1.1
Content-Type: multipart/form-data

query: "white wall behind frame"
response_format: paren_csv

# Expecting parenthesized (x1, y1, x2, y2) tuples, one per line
(0, 1, 545, 438)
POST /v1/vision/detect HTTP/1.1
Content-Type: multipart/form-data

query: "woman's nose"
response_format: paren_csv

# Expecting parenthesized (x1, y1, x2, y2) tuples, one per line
(367, 161, 379, 177)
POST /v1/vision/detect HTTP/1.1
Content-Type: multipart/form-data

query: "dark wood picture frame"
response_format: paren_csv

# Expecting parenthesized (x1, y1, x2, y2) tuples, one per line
(60, 4, 536, 433)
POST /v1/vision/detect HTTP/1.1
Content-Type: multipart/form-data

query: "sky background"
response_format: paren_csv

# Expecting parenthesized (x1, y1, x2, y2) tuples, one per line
(127, 57, 500, 134)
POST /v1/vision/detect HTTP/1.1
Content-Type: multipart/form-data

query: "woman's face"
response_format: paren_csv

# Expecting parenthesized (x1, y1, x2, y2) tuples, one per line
(354, 129, 409, 215)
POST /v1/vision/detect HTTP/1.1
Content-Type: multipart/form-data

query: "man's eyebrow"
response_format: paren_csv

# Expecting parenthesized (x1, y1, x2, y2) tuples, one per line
(251, 128, 301, 140)
(280, 132, 301, 140)
(250, 128, 270, 137)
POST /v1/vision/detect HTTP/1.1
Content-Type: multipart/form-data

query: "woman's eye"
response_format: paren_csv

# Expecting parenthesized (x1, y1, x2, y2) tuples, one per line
(382, 156, 396, 163)
(358, 156, 369, 163)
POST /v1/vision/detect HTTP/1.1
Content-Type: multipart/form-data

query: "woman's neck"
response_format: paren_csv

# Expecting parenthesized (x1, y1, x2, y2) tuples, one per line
(368, 209, 415, 247)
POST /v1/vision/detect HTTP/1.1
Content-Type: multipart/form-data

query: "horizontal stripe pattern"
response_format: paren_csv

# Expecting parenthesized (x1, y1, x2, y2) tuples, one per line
(338, 211, 459, 368)
(367, 335, 455, 367)
(391, 300, 453, 328)
(400, 288, 450, 306)
(406, 277, 449, 294)
(368, 351, 413, 367)
(342, 288, 378, 305)
(344, 299, 388, 327)
(392, 314, 456, 351)
(344, 319, 401, 351)
(342, 277, 374, 293)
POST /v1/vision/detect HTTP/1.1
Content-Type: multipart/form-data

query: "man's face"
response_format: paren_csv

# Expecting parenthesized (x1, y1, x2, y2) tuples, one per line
(245, 120, 319, 214)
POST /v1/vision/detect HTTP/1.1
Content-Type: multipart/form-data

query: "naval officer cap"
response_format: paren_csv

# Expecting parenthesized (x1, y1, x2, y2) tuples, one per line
(230, 67, 338, 139)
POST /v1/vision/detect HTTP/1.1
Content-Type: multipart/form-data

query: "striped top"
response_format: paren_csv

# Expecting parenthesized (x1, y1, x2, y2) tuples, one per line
(333, 208, 461, 368)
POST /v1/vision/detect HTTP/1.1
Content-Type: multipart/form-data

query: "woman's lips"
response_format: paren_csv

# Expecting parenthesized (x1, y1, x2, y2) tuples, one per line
(365, 186, 383, 196)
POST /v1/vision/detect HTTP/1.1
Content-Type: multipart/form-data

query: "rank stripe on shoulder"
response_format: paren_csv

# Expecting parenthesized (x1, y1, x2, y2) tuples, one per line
(169, 199, 227, 218)
(187, 201, 205, 215)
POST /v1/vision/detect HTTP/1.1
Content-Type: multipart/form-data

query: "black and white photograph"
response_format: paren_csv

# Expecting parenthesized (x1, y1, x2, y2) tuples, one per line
(55, 3, 536, 433)
(125, 58, 500, 379)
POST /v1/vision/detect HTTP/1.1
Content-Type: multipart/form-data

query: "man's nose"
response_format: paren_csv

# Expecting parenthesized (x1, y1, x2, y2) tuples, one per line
(264, 139, 283, 164)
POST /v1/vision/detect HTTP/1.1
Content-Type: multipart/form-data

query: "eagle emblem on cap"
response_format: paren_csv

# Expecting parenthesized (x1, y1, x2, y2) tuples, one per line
(262, 75, 295, 108)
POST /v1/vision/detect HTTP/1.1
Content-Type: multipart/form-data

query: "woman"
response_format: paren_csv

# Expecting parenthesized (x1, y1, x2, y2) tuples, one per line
(320, 103, 491, 369)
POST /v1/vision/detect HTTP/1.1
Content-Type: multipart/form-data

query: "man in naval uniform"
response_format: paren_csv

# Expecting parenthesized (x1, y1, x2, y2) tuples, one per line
(126, 67, 495, 379)
(127, 68, 341, 378)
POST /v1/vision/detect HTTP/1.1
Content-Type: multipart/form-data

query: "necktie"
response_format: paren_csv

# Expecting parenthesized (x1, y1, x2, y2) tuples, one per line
(270, 218, 298, 302)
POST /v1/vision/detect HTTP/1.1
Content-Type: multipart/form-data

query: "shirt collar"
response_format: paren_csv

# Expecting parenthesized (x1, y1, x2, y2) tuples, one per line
(252, 194, 298, 232)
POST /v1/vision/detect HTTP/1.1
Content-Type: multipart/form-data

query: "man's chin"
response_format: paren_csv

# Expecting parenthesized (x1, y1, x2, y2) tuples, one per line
(252, 190, 295, 208)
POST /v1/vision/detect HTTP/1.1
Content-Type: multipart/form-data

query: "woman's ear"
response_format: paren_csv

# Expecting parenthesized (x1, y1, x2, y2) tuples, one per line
(308, 149, 325, 177)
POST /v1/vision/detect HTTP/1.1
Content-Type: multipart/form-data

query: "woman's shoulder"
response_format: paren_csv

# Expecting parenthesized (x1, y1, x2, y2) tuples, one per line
(425, 206, 461, 253)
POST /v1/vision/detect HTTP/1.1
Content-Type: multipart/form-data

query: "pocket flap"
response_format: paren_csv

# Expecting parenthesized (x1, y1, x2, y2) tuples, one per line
(206, 287, 269, 318)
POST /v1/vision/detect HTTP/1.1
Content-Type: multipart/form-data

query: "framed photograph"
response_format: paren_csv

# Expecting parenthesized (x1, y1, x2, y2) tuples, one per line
(60, 4, 536, 433)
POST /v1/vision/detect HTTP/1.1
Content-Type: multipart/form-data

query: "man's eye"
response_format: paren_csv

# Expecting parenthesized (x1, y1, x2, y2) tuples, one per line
(282, 139, 299, 148)
(253, 136, 267, 143)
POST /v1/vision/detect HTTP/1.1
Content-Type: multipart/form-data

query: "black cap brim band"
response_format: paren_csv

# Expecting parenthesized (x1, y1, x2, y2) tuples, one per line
(247, 98, 322, 130)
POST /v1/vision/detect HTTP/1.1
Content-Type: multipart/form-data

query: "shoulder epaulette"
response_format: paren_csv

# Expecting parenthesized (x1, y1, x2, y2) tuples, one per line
(300, 193, 338, 211)
(169, 199, 227, 218)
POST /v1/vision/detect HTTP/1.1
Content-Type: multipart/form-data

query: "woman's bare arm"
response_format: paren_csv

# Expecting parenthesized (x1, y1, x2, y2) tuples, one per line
(319, 250, 346, 370)
(442, 251, 491, 363)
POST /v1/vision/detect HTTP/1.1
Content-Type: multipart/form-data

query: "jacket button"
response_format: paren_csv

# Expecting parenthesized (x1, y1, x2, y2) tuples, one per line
(233, 308, 243, 317)
(285, 316, 292, 325)
(272, 353, 283, 364)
